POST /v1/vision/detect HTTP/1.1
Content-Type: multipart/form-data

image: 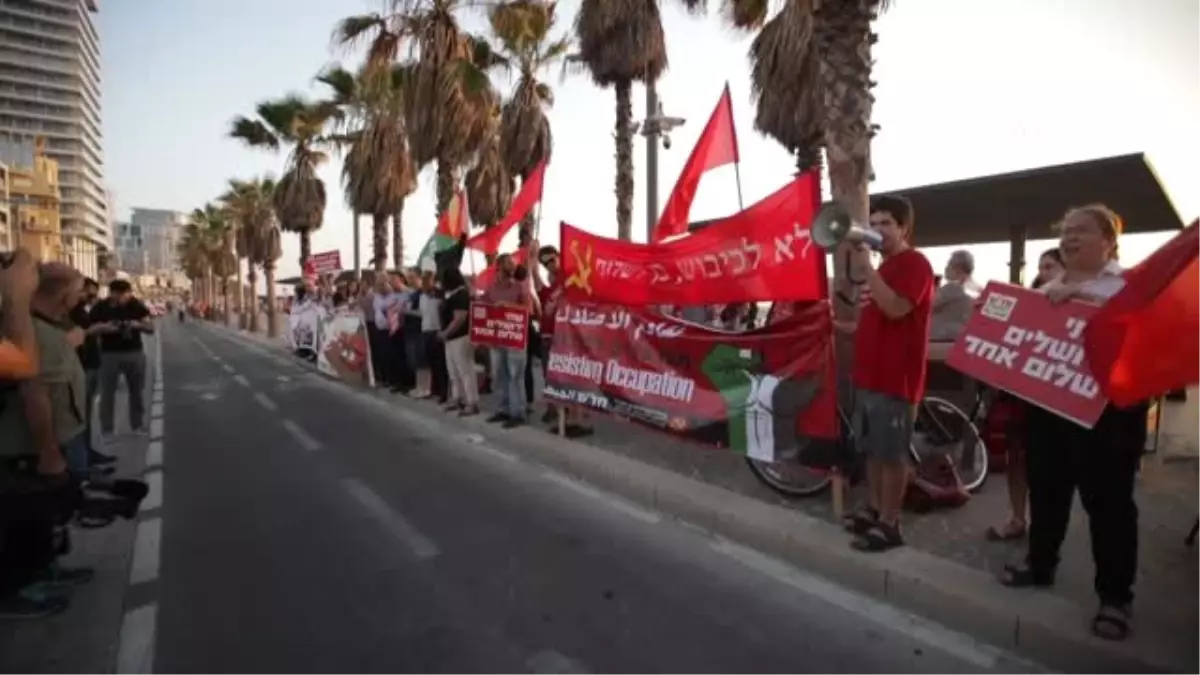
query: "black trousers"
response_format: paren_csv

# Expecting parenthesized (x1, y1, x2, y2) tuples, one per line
(0, 471, 74, 596)
(524, 323, 540, 405)
(425, 332, 449, 401)
(1025, 403, 1146, 606)
(388, 330, 414, 390)
(366, 323, 389, 386)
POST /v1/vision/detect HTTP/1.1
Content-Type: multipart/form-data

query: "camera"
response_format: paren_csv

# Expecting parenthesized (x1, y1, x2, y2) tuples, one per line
(662, 135, 672, 150)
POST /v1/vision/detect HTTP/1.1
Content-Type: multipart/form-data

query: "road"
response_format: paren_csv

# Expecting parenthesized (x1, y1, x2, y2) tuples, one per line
(125, 318, 1043, 674)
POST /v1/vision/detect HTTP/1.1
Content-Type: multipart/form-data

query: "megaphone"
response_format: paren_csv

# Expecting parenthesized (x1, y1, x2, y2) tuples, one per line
(811, 203, 883, 251)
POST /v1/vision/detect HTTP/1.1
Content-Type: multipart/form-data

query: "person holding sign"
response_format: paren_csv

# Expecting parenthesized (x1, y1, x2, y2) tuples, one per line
(998, 205, 1145, 643)
(835, 195, 935, 553)
(481, 254, 532, 428)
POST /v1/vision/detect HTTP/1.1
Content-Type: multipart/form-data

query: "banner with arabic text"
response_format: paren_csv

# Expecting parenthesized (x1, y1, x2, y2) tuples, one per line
(545, 302, 837, 461)
(559, 174, 824, 306)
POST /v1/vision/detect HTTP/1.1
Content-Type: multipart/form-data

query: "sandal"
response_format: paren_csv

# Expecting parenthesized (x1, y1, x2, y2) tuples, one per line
(997, 563, 1054, 588)
(851, 522, 905, 552)
(985, 520, 1027, 541)
(842, 506, 878, 535)
(1091, 604, 1132, 641)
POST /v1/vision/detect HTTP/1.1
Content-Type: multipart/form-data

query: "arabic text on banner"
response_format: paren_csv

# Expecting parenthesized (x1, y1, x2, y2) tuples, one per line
(946, 282, 1107, 428)
(469, 302, 529, 351)
(545, 302, 837, 462)
(558, 176, 823, 306)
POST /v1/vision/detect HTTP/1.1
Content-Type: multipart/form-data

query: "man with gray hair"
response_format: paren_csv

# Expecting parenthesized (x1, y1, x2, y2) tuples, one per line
(930, 249, 981, 341)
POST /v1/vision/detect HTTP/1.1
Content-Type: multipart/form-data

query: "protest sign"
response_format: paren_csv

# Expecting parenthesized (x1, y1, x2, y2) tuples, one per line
(470, 302, 529, 351)
(946, 282, 1106, 427)
(545, 302, 837, 461)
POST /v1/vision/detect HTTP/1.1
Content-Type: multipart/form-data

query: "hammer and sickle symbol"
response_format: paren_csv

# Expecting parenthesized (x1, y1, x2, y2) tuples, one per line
(565, 240, 594, 295)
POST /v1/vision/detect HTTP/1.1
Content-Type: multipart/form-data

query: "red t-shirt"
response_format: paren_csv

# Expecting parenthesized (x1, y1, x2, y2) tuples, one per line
(853, 248, 935, 403)
(539, 278, 563, 336)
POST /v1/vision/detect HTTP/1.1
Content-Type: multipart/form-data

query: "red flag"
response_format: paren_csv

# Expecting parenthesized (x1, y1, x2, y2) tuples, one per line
(1085, 220, 1199, 406)
(467, 161, 547, 255)
(474, 248, 529, 293)
(652, 84, 740, 243)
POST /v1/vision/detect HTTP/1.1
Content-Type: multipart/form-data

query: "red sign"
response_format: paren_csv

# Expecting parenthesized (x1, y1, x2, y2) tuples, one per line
(946, 282, 1107, 428)
(559, 174, 824, 306)
(470, 302, 529, 351)
(545, 302, 838, 462)
(307, 250, 342, 276)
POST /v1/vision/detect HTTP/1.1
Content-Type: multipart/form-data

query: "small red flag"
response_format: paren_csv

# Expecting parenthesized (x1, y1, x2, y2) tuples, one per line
(1085, 220, 1199, 406)
(474, 248, 530, 293)
(467, 161, 546, 256)
(652, 84, 740, 243)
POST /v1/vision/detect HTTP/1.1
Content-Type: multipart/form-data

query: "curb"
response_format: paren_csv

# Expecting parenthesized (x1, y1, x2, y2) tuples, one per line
(203, 321, 1189, 674)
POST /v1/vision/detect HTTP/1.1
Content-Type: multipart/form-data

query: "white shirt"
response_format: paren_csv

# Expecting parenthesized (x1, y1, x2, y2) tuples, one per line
(373, 292, 401, 327)
(419, 294, 442, 332)
(1041, 261, 1125, 301)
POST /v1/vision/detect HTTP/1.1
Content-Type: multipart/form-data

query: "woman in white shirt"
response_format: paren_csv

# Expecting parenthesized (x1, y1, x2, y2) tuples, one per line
(999, 204, 1145, 642)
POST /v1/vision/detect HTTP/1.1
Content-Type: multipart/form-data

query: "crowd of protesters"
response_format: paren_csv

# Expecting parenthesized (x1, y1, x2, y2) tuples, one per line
(1, 253, 152, 619)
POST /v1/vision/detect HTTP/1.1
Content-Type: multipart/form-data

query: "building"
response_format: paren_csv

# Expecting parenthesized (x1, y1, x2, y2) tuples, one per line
(128, 207, 185, 275)
(0, 160, 11, 251)
(0, 0, 107, 278)
(113, 219, 147, 273)
(7, 136, 63, 263)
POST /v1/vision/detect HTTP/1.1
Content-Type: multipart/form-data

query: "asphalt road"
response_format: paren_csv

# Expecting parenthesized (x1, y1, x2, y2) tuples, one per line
(139, 319, 1043, 674)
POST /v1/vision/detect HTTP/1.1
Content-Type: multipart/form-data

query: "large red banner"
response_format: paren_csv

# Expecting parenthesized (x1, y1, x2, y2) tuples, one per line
(559, 175, 823, 306)
(545, 302, 838, 462)
(946, 282, 1107, 427)
(470, 302, 529, 351)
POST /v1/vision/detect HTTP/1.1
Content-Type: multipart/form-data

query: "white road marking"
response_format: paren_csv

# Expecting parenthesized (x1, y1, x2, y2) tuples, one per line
(149, 418, 164, 440)
(145, 440, 163, 468)
(221, 363, 235, 374)
(540, 470, 661, 524)
(117, 604, 157, 674)
(458, 433, 518, 462)
(281, 419, 322, 452)
(129, 518, 162, 585)
(710, 538, 1002, 670)
(341, 478, 440, 560)
(253, 391, 279, 412)
(150, 402, 163, 418)
(151, 391, 163, 404)
(526, 650, 589, 674)
(233, 374, 250, 387)
(142, 470, 163, 511)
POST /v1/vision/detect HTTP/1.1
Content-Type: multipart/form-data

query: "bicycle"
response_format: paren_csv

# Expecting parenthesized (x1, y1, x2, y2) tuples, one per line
(747, 389, 989, 506)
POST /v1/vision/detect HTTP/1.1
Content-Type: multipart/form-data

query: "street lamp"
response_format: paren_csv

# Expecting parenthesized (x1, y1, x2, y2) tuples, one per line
(636, 81, 686, 242)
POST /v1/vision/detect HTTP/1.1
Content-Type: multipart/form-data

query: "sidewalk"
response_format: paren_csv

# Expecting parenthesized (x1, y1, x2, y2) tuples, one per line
(0, 380, 153, 673)
(216, 319, 1199, 673)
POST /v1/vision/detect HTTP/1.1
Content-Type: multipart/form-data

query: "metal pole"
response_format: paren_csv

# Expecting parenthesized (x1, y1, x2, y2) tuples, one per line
(352, 211, 361, 278)
(645, 78, 660, 243)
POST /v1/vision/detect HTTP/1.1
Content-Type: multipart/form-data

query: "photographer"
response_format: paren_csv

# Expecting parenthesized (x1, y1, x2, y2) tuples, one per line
(69, 278, 116, 468)
(0, 262, 92, 619)
(89, 279, 153, 439)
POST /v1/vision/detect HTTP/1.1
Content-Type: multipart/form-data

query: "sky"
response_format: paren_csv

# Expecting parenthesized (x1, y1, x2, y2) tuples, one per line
(100, 0, 1199, 286)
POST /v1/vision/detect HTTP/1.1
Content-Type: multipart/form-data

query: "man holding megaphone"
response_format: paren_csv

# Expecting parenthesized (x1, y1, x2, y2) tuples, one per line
(823, 195, 936, 552)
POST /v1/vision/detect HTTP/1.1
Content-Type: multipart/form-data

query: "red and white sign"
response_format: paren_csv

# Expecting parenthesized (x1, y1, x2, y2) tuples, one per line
(305, 250, 342, 276)
(470, 302, 529, 351)
(947, 282, 1107, 428)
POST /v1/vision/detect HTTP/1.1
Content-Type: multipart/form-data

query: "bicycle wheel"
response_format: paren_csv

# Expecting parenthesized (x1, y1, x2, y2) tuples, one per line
(912, 395, 989, 492)
(745, 456, 832, 497)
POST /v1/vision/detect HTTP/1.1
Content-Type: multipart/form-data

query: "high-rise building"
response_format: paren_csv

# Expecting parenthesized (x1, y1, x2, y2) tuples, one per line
(0, 0, 106, 278)
(129, 207, 184, 275)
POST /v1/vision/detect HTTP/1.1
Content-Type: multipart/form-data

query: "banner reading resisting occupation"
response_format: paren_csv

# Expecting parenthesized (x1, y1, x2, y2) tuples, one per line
(545, 302, 837, 462)
(559, 173, 824, 306)
(317, 308, 375, 389)
(470, 302, 529, 351)
(946, 281, 1106, 428)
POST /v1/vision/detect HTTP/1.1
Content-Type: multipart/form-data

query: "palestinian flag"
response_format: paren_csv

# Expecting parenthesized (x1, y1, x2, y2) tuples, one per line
(417, 189, 468, 272)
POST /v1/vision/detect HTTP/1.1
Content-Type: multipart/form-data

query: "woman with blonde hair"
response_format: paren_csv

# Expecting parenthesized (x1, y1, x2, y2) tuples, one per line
(999, 205, 1146, 642)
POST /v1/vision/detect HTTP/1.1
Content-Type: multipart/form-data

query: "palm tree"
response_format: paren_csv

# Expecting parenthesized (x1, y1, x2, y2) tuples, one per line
(177, 223, 211, 307)
(491, 0, 565, 236)
(334, 0, 503, 215)
(229, 96, 336, 269)
(465, 116, 513, 231)
(319, 64, 418, 273)
(222, 177, 280, 336)
(187, 203, 235, 322)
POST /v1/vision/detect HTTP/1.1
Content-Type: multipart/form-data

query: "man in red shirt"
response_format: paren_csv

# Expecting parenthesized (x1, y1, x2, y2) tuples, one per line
(836, 195, 934, 551)
(533, 243, 593, 438)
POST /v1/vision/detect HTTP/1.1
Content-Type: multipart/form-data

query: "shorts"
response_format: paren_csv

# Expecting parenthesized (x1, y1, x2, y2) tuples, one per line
(852, 389, 913, 464)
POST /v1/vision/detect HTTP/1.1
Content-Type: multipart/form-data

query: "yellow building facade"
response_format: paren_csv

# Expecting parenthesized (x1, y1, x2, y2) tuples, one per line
(8, 138, 64, 264)
(0, 162, 12, 252)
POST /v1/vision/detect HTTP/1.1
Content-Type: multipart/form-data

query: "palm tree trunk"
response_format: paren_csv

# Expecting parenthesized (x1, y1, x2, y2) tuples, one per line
(392, 202, 405, 271)
(247, 268, 259, 334)
(221, 277, 230, 326)
(435, 159, 455, 219)
(372, 212, 388, 273)
(265, 264, 278, 339)
(299, 230, 312, 271)
(817, 1, 879, 412)
(235, 258, 245, 330)
(614, 78, 635, 242)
